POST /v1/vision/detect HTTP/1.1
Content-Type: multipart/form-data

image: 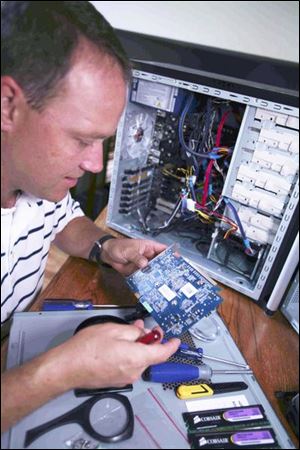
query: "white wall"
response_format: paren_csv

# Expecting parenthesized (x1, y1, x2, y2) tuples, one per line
(90, 1, 299, 63)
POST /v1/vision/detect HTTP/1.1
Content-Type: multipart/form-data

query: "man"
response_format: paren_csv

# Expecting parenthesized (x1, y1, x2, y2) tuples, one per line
(1, 1, 180, 431)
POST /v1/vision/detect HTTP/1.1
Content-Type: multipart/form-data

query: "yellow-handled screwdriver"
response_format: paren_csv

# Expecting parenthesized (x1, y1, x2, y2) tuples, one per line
(176, 381, 248, 399)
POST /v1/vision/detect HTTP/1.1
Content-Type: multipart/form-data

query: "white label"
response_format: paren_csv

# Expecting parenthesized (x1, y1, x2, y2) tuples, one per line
(158, 284, 177, 301)
(180, 282, 198, 298)
(186, 394, 249, 412)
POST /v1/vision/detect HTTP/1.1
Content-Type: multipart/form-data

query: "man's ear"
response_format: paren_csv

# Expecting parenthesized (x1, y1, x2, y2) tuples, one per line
(1, 76, 26, 132)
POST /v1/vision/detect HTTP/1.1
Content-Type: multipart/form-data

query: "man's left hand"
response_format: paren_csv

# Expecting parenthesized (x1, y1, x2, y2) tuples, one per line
(100, 238, 167, 275)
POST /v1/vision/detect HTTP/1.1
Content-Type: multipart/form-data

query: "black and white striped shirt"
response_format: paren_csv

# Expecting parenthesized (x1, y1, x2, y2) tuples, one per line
(1, 192, 84, 325)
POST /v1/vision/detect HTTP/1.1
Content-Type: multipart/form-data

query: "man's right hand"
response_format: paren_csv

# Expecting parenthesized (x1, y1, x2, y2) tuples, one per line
(57, 321, 180, 389)
(1, 320, 180, 432)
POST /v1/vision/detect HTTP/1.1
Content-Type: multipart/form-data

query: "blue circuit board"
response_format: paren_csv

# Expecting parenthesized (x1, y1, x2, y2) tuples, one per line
(126, 245, 223, 338)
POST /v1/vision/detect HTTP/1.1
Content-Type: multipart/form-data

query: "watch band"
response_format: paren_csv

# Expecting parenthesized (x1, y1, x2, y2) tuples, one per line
(88, 234, 115, 265)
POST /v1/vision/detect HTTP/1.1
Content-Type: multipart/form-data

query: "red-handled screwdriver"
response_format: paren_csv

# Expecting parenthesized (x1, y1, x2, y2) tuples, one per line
(137, 329, 162, 344)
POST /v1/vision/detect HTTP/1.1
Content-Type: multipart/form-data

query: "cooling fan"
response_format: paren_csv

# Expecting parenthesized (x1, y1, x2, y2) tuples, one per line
(124, 110, 155, 163)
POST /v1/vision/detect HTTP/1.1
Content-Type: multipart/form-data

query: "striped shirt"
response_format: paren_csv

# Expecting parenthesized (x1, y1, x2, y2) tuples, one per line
(1, 192, 84, 325)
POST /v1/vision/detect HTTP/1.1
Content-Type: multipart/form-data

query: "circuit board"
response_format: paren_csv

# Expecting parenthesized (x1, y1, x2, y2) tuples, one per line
(126, 245, 223, 338)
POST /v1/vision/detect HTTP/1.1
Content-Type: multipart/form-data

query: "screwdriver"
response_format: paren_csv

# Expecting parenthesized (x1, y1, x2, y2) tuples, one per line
(142, 362, 253, 383)
(42, 300, 106, 311)
(162, 340, 249, 369)
(137, 329, 162, 344)
(176, 381, 248, 399)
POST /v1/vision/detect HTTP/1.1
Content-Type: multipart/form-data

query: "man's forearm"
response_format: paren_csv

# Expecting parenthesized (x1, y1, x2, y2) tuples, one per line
(53, 216, 108, 260)
(1, 322, 180, 432)
(53, 216, 167, 275)
(1, 344, 73, 432)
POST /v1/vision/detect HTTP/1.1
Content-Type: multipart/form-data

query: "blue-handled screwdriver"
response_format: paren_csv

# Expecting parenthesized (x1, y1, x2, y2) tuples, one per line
(42, 300, 104, 311)
(142, 362, 253, 383)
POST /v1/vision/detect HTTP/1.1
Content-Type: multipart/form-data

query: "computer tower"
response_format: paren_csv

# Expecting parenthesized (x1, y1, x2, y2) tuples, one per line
(106, 44, 299, 308)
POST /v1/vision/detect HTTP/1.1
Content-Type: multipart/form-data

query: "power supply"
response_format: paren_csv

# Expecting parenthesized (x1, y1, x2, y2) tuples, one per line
(107, 58, 299, 307)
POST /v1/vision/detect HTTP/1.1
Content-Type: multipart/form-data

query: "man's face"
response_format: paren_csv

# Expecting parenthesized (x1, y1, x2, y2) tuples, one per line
(3, 51, 127, 203)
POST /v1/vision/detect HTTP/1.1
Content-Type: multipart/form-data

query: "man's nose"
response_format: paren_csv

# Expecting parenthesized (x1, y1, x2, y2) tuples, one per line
(80, 142, 104, 173)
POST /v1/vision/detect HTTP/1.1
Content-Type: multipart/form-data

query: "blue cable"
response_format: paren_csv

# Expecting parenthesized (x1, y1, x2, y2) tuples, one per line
(179, 95, 215, 161)
(178, 93, 194, 153)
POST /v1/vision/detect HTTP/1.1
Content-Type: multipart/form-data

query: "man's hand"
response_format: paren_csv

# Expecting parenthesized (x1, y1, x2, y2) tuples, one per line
(60, 321, 180, 389)
(1, 320, 179, 432)
(100, 238, 167, 275)
(53, 217, 166, 275)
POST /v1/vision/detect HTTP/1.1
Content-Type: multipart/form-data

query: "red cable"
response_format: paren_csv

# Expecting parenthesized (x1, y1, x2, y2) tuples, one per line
(201, 110, 230, 206)
(201, 159, 214, 206)
(215, 111, 230, 147)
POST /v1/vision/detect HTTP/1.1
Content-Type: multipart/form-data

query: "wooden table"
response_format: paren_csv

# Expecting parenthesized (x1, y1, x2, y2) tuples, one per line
(3, 208, 299, 446)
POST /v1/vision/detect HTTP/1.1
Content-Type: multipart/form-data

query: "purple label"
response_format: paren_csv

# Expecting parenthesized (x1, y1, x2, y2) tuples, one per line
(232, 430, 274, 445)
(224, 407, 263, 422)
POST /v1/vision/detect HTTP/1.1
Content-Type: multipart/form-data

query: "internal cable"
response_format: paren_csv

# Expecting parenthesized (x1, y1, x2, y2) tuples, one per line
(179, 95, 216, 161)
(223, 197, 255, 255)
(201, 159, 214, 206)
(215, 111, 230, 147)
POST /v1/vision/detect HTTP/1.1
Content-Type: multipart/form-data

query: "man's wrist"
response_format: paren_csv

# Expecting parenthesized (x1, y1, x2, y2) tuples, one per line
(88, 235, 116, 265)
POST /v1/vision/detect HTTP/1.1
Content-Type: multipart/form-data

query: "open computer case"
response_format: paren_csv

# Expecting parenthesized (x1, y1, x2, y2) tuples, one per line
(107, 30, 299, 310)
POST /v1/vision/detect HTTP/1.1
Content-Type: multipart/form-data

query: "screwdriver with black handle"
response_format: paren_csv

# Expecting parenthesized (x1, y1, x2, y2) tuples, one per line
(142, 362, 252, 383)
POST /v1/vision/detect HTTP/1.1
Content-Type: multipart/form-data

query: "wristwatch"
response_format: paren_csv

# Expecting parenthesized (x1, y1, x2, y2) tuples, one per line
(88, 234, 116, 265)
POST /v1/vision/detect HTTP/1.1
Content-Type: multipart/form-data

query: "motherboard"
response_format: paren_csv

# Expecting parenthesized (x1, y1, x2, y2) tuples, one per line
(126, 245, 223, 338)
